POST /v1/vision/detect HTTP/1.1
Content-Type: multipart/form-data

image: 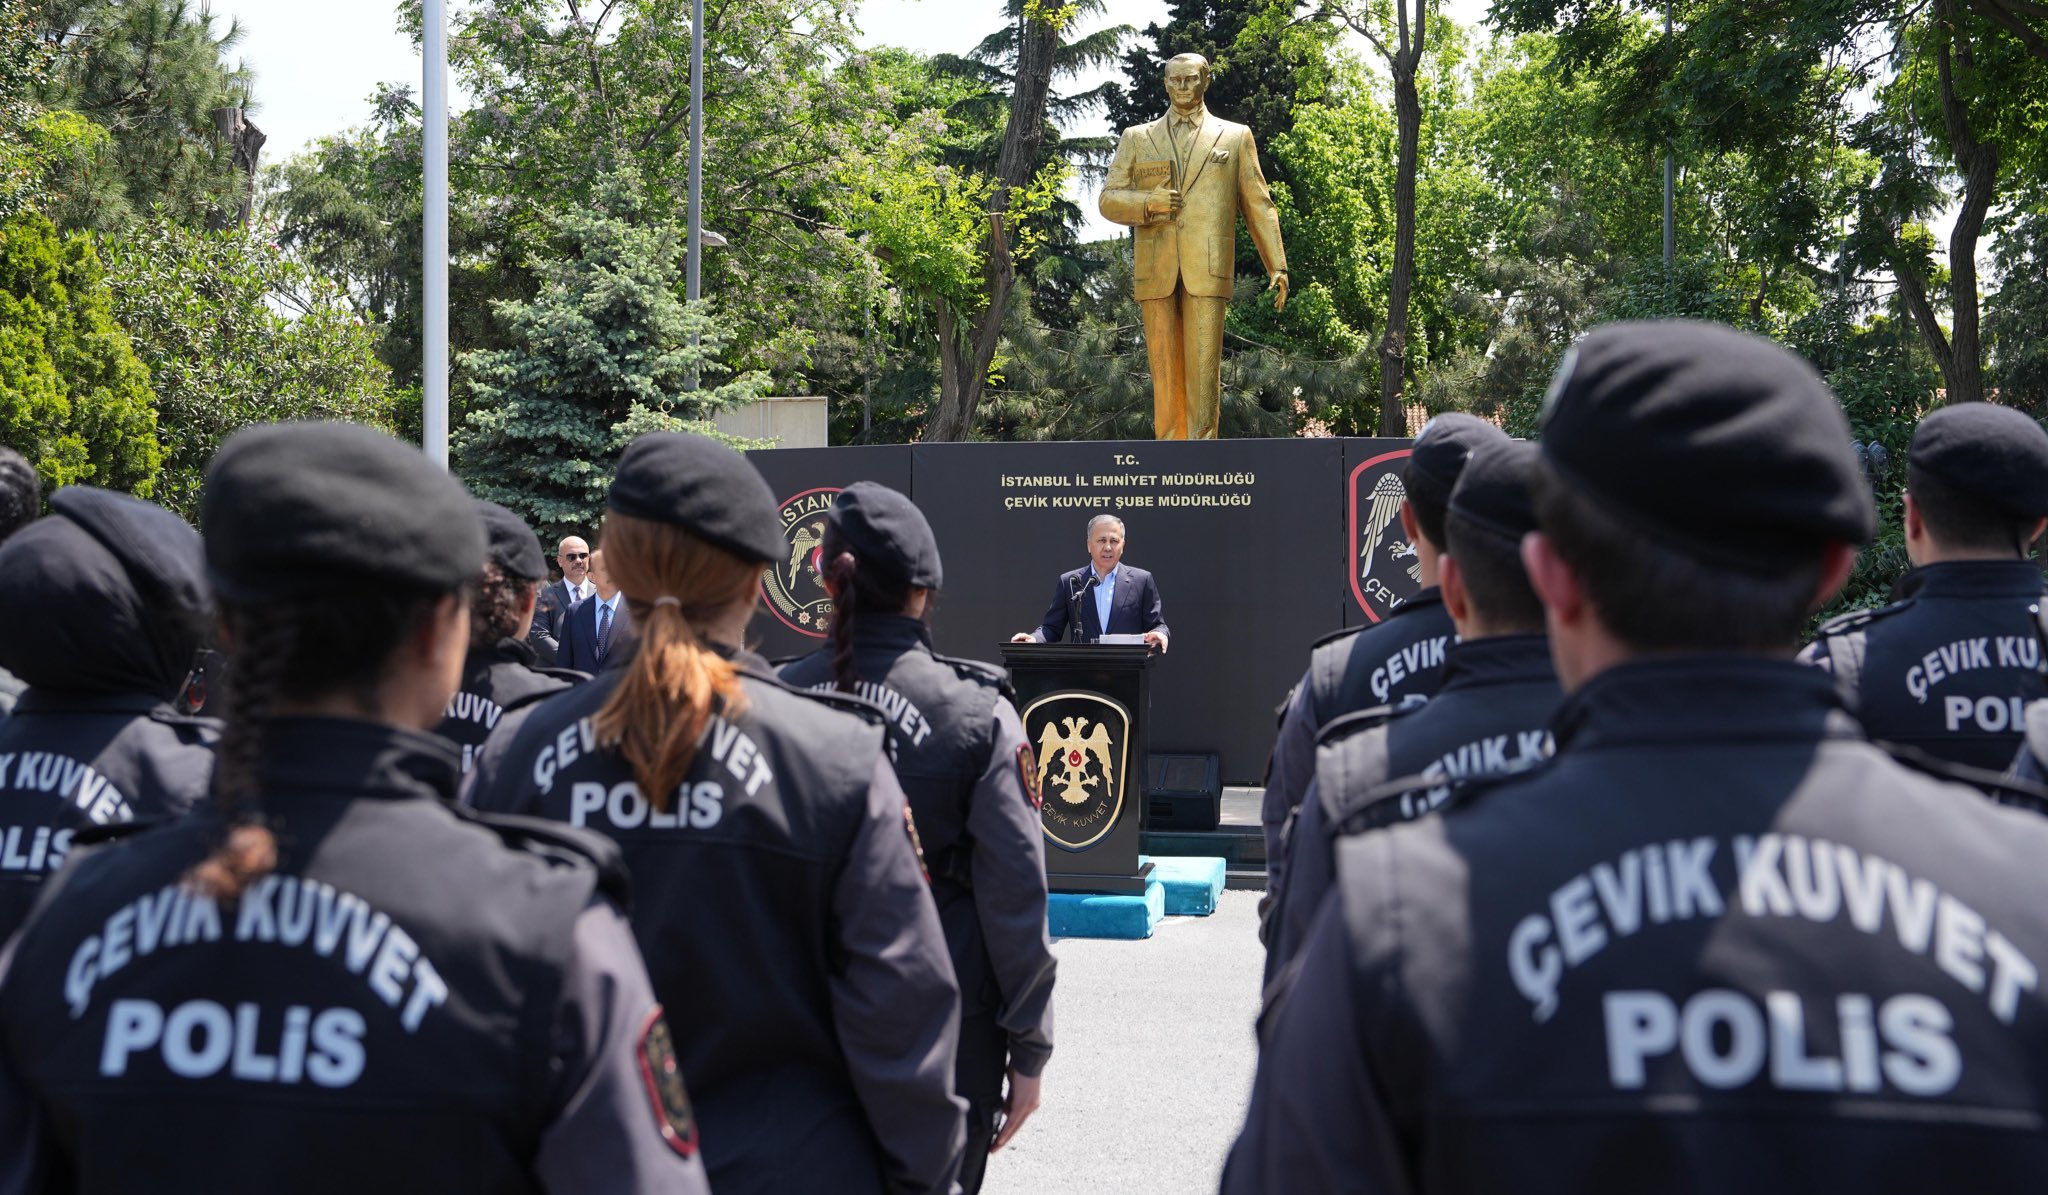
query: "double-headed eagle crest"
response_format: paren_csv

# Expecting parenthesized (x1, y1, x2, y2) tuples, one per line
(1034, 716, 1116, 807)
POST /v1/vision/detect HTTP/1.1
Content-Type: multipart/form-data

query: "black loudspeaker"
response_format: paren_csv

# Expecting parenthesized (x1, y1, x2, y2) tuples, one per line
(1146, 752, 1221, 832)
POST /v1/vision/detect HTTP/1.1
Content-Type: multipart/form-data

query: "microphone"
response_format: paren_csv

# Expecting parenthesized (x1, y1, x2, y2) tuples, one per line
(1072, 572, 1100, 644)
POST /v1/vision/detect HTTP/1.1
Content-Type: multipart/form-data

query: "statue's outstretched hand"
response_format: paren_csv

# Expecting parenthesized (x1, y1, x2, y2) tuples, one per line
(1269, 270, 1289, 313)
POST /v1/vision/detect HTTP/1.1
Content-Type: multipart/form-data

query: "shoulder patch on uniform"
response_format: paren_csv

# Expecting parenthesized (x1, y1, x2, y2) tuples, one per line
(1315, 703, 1406, 747)
(903, 804, 930, 881)
(637, 1008, 699, 1159)
(1017, 742, 1042, 809)
(452, 808, 632, 909)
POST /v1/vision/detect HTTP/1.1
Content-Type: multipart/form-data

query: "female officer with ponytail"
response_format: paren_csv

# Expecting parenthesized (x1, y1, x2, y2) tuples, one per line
(0, 422, 708, 1194)
(778, 482, 1055, 1194)
(470, 432, 966, 1195)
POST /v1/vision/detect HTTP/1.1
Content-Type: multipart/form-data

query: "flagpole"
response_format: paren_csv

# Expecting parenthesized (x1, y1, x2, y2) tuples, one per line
(423, 0, 450, 466)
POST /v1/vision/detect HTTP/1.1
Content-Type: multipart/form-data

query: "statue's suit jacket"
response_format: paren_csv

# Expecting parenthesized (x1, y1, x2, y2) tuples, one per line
(1099, 110, 1287, 303)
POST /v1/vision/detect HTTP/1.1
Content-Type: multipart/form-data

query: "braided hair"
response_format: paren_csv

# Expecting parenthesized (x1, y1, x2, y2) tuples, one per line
(820, 521, 915, 695)
(189, 585, 454, 901)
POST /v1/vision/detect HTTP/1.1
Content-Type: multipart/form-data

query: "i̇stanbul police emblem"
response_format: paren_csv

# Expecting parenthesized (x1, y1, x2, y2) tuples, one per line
(762, 486, 839, 637)
(1348, 448, 1424, 623)
(1024, 690, 1131, 852)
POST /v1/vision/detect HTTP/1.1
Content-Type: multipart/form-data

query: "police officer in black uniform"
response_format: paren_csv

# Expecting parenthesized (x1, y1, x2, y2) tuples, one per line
(0, 487, 218, 941)
(1801, 403, 2048, 771)
(779, 482, 1056, 1194)
(0, 423, 709, 1194)
(1261, 439, 1560, 984)
(1262, 413, 1507, 900)
(1226, 321, 2048, 1193)
(436, 500, 585, 774)
(470, 433, 967, 1195)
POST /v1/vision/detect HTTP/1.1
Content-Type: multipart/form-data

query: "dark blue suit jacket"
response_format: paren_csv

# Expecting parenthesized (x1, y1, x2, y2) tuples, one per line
(559, 593, 631, 673)
(1034, 564, 1169, 644)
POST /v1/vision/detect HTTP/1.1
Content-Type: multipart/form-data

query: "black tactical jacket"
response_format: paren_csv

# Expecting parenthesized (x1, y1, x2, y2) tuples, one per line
(469, 646, 966, 1195)
(1803, 560, 2048, 771)
(1227, 658, 2048, 1194)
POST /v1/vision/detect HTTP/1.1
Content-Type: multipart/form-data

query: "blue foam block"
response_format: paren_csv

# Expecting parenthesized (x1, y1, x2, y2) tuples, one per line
(1143, 855, 1227, 916)
(1047, 879, 1165, 940)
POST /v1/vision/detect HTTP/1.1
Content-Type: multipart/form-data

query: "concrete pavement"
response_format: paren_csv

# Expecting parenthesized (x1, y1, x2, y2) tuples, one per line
(982, 889, 1265, 1195)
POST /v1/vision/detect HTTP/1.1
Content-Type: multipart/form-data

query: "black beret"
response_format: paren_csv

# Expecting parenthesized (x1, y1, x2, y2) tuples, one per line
(1909, 403, 2048, 519)
(826, 482, 943, 590)
(0, 487, 208, 697)
(1404, 413, 1508, 502)
(606, 432, 783, 565)
(1539, 320, 1874, 574)
(202, 422, 484, 602)
(475, 500, 548, 581)
(1449, 439, 1539, 542)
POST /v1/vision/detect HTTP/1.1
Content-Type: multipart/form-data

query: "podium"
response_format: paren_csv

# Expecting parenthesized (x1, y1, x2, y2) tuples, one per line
(1001, 643, 1155, 895)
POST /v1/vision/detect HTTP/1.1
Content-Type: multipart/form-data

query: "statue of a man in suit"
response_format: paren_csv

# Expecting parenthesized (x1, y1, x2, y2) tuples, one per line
(1100, 52, 1289, 441)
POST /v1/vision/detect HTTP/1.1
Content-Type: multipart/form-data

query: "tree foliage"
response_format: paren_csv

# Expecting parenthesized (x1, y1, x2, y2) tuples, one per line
(96, 220, 402, 518)
(452, 172, 768, 543)
(0, 208, 159, 495)
(35, 0, 255, 230)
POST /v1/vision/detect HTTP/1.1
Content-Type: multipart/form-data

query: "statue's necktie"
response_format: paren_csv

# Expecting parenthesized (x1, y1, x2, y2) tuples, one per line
(596, 603, 613, 662)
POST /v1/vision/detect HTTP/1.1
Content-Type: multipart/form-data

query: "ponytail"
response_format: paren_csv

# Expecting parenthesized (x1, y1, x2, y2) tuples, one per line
(825, 551, 860, 694)
(593, 514, 759, 811)
(187, 585, 456, 901)
(818, 522, 915, 696)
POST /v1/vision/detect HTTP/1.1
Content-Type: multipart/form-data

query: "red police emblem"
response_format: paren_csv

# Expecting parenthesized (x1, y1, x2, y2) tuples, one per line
(637, 1008, 698, 1159)
(1348, 449, 1424, 623)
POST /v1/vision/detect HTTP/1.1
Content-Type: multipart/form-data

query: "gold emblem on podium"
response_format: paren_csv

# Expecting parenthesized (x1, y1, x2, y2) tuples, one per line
(1024, 690, 1131, 851)
(762, 487, 838, 637)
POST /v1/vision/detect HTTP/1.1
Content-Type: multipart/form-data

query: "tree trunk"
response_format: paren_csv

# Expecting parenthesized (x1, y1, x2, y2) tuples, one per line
(1893, 8, 1998, 407)
(922, 10, 1059, 442)
(209, 107, 266, 232)
(1378, 62, 1421, 438)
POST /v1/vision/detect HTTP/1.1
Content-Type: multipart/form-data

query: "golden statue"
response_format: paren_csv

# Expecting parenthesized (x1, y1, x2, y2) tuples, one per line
(1100, 53, 1289, 441)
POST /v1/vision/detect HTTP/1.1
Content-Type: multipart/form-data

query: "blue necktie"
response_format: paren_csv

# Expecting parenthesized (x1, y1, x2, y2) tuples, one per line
(596, 602, 613, 662)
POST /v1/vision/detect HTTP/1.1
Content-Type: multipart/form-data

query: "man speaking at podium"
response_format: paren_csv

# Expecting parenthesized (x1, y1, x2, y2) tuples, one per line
(1011, 514, 1170, 650)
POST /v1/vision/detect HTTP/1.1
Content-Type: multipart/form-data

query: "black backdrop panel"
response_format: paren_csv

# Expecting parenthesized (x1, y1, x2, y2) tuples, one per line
(745, 445, 913, 664)
(911, 439, 1349, 784)
(744, 438, 1414, 783)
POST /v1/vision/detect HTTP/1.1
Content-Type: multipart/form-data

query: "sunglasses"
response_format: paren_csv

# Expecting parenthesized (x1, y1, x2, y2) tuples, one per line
(562, 552, 590, 560)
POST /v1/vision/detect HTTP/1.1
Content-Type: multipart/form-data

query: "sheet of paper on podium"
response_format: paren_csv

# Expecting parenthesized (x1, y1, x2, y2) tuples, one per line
(1098, 634, 1147, 645)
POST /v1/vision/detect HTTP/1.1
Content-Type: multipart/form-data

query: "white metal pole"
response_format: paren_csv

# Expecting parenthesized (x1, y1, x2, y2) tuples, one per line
(686, 0, 704, 389)
(423, 0, 450, 466)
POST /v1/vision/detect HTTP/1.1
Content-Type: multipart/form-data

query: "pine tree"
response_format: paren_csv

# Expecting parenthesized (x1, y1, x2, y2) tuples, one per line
(452, 171, 767, 544)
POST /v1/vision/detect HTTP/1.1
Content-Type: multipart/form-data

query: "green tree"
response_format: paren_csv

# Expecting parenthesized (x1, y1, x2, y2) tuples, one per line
(97, 220, 401, 518)
(1987, 208, 2048, 418)
(36, 0, 256, 230)
(452, 172, 768, 542)
(0, 208, 159, 494)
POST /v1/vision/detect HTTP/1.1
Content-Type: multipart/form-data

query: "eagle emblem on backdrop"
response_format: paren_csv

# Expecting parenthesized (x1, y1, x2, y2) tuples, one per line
(1022, 690, 1132, 851)
(762, 487, 839, 637)
(1348, 449, 1424, 623)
